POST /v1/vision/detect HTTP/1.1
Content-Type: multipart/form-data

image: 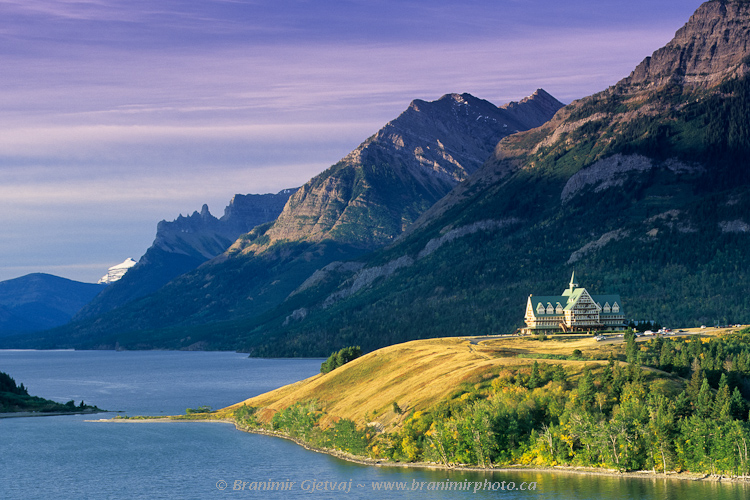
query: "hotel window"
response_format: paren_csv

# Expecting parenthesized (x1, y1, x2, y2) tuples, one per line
(612, 303, 620, 313)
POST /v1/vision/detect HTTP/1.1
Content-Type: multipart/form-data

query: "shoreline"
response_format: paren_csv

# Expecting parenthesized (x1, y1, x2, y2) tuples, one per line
(92, 414, 750, 484)
(0, 408, 105, 419)
(226, 420, 750, 485)
(88, 416, 235, 424)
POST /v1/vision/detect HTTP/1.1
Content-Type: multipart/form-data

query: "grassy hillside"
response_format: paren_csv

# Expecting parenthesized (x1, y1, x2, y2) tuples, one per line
(218, 335, 626, 428)
(211, 327, 750, 474)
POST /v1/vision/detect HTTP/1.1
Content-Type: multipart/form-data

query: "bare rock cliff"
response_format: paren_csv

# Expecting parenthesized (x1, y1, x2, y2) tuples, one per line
(625, 0, 750, 90)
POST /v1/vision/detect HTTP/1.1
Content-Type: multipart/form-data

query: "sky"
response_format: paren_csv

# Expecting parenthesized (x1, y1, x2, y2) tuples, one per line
(0, 0, 706, 283)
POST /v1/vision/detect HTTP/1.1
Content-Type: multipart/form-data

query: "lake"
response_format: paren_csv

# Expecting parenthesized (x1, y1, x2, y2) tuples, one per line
(0, 350, 746, 499)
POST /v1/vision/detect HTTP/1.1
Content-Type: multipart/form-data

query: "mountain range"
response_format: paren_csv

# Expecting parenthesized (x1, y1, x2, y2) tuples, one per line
(6, 0, 749, 356)
(5, 89, 563, 350)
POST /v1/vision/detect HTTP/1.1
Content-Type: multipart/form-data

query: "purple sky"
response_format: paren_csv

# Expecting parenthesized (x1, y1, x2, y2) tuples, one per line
(0, 0, 705, 283)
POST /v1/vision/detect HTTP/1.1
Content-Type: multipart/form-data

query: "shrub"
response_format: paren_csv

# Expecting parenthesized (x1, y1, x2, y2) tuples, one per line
(321, 346, 363, 373)
(185, 405, 212, 414)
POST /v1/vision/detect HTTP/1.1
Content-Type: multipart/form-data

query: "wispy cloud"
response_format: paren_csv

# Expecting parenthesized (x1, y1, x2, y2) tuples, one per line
(0, 161, 324, 207)
(1, 27, 675, 123)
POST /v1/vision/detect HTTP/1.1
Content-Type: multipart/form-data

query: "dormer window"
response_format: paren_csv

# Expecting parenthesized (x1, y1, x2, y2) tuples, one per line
(556, 303, 563, 314)
(612, 302, 620, 313)
(546, 303, 554, 314)
(536, 303, 545, 315)
(603, 302, 611, 313)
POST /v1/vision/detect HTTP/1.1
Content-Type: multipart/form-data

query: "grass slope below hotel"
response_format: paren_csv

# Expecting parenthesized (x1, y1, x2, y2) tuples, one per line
(220, 335, 618, 429)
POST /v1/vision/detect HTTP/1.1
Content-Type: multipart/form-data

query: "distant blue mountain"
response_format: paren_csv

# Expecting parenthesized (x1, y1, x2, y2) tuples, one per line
(0, 273, 104, 336)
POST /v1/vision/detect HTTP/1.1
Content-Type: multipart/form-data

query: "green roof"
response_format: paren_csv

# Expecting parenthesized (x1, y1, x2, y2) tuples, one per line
(528, 295, 570, 317)
(528, 290, 623, 318)
(592, 294, 623, 317)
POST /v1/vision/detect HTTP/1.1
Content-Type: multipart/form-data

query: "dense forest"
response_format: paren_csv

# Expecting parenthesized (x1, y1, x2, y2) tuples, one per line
(234, 330, 750, 476)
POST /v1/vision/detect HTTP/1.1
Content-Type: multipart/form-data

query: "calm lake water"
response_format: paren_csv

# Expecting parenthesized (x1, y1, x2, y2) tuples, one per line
(0, 350, 746, 500)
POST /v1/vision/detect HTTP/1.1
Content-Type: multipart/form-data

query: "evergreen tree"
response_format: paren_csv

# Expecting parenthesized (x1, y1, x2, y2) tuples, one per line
(576, 366, 596, 412)
(687, 361, 704, 401)
(714, 374, 732, 421)
(673, 391, 693, 420)
(625, 332, 637, 364)
(695, 378, 714, 420)
(729, 387, 748, 421)
(528, 361, 542, 389)
(659, 342, 674, 369)
(320, 345, 362, 373)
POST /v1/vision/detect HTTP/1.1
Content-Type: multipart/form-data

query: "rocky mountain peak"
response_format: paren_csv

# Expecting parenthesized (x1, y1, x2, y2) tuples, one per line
(246, 90, 563, 250)
(221, 190, 296, 228)
(151, 190, 296, 260)
(200, 203, 211, 219)
(500, 88, 565, 130)
(624, 0, 750, 90)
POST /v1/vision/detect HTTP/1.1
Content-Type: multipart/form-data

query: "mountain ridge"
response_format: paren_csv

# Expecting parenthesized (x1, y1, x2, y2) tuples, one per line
(13, 1, 750, 355)
(74, 189, 297, 320)
(626, 0, 750, 90)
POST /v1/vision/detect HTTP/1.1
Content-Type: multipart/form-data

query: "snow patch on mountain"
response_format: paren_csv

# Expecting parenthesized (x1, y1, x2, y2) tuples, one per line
(98, 258, 136, 284)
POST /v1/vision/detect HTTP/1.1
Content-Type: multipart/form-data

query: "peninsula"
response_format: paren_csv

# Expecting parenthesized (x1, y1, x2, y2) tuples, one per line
(195, 326, 750, 480)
